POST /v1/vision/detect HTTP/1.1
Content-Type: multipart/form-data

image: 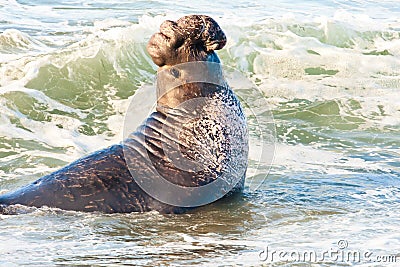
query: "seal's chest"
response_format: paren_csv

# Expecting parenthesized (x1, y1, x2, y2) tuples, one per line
(170, 96, 248, 174)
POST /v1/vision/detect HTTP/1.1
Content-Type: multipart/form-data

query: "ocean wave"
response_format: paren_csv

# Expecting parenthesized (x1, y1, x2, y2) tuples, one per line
(0, 18, 159, 145)
(216, 12, 400, 134)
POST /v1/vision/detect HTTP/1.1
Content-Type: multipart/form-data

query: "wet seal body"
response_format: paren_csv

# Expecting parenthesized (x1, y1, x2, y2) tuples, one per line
(0, 15, 248, 214)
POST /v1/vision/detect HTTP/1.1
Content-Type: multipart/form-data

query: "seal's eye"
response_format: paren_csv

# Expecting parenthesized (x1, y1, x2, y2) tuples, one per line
(170, 68, 180, 78)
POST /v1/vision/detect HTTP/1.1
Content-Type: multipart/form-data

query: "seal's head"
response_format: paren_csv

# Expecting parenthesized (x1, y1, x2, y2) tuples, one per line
(147, 15, 226, 67)
(147, 15, 227, 108)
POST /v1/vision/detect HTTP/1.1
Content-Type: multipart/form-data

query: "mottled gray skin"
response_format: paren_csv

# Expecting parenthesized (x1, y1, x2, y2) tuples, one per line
(0, 15, 248, 214)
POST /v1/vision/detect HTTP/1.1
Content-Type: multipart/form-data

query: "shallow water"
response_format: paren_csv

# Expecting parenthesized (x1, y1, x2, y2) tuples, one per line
(1, 0, 400, 266)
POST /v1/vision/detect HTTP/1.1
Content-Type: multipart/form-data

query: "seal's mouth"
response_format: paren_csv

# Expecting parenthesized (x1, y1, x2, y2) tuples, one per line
(204, 39, 226, 52)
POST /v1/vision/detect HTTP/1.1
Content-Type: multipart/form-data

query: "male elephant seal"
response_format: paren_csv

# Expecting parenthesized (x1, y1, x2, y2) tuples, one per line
(0, 15, 248, 214)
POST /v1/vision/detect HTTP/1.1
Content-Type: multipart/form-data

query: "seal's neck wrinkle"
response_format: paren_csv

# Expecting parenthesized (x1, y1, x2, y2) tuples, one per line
(156, 61, 227, 109)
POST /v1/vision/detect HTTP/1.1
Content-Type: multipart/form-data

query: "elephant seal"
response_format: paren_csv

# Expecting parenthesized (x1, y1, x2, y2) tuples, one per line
(0, 15, 248, 214)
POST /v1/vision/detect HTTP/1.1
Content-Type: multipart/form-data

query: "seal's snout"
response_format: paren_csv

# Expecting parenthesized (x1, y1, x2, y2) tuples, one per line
(147, 15, 226, 67)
